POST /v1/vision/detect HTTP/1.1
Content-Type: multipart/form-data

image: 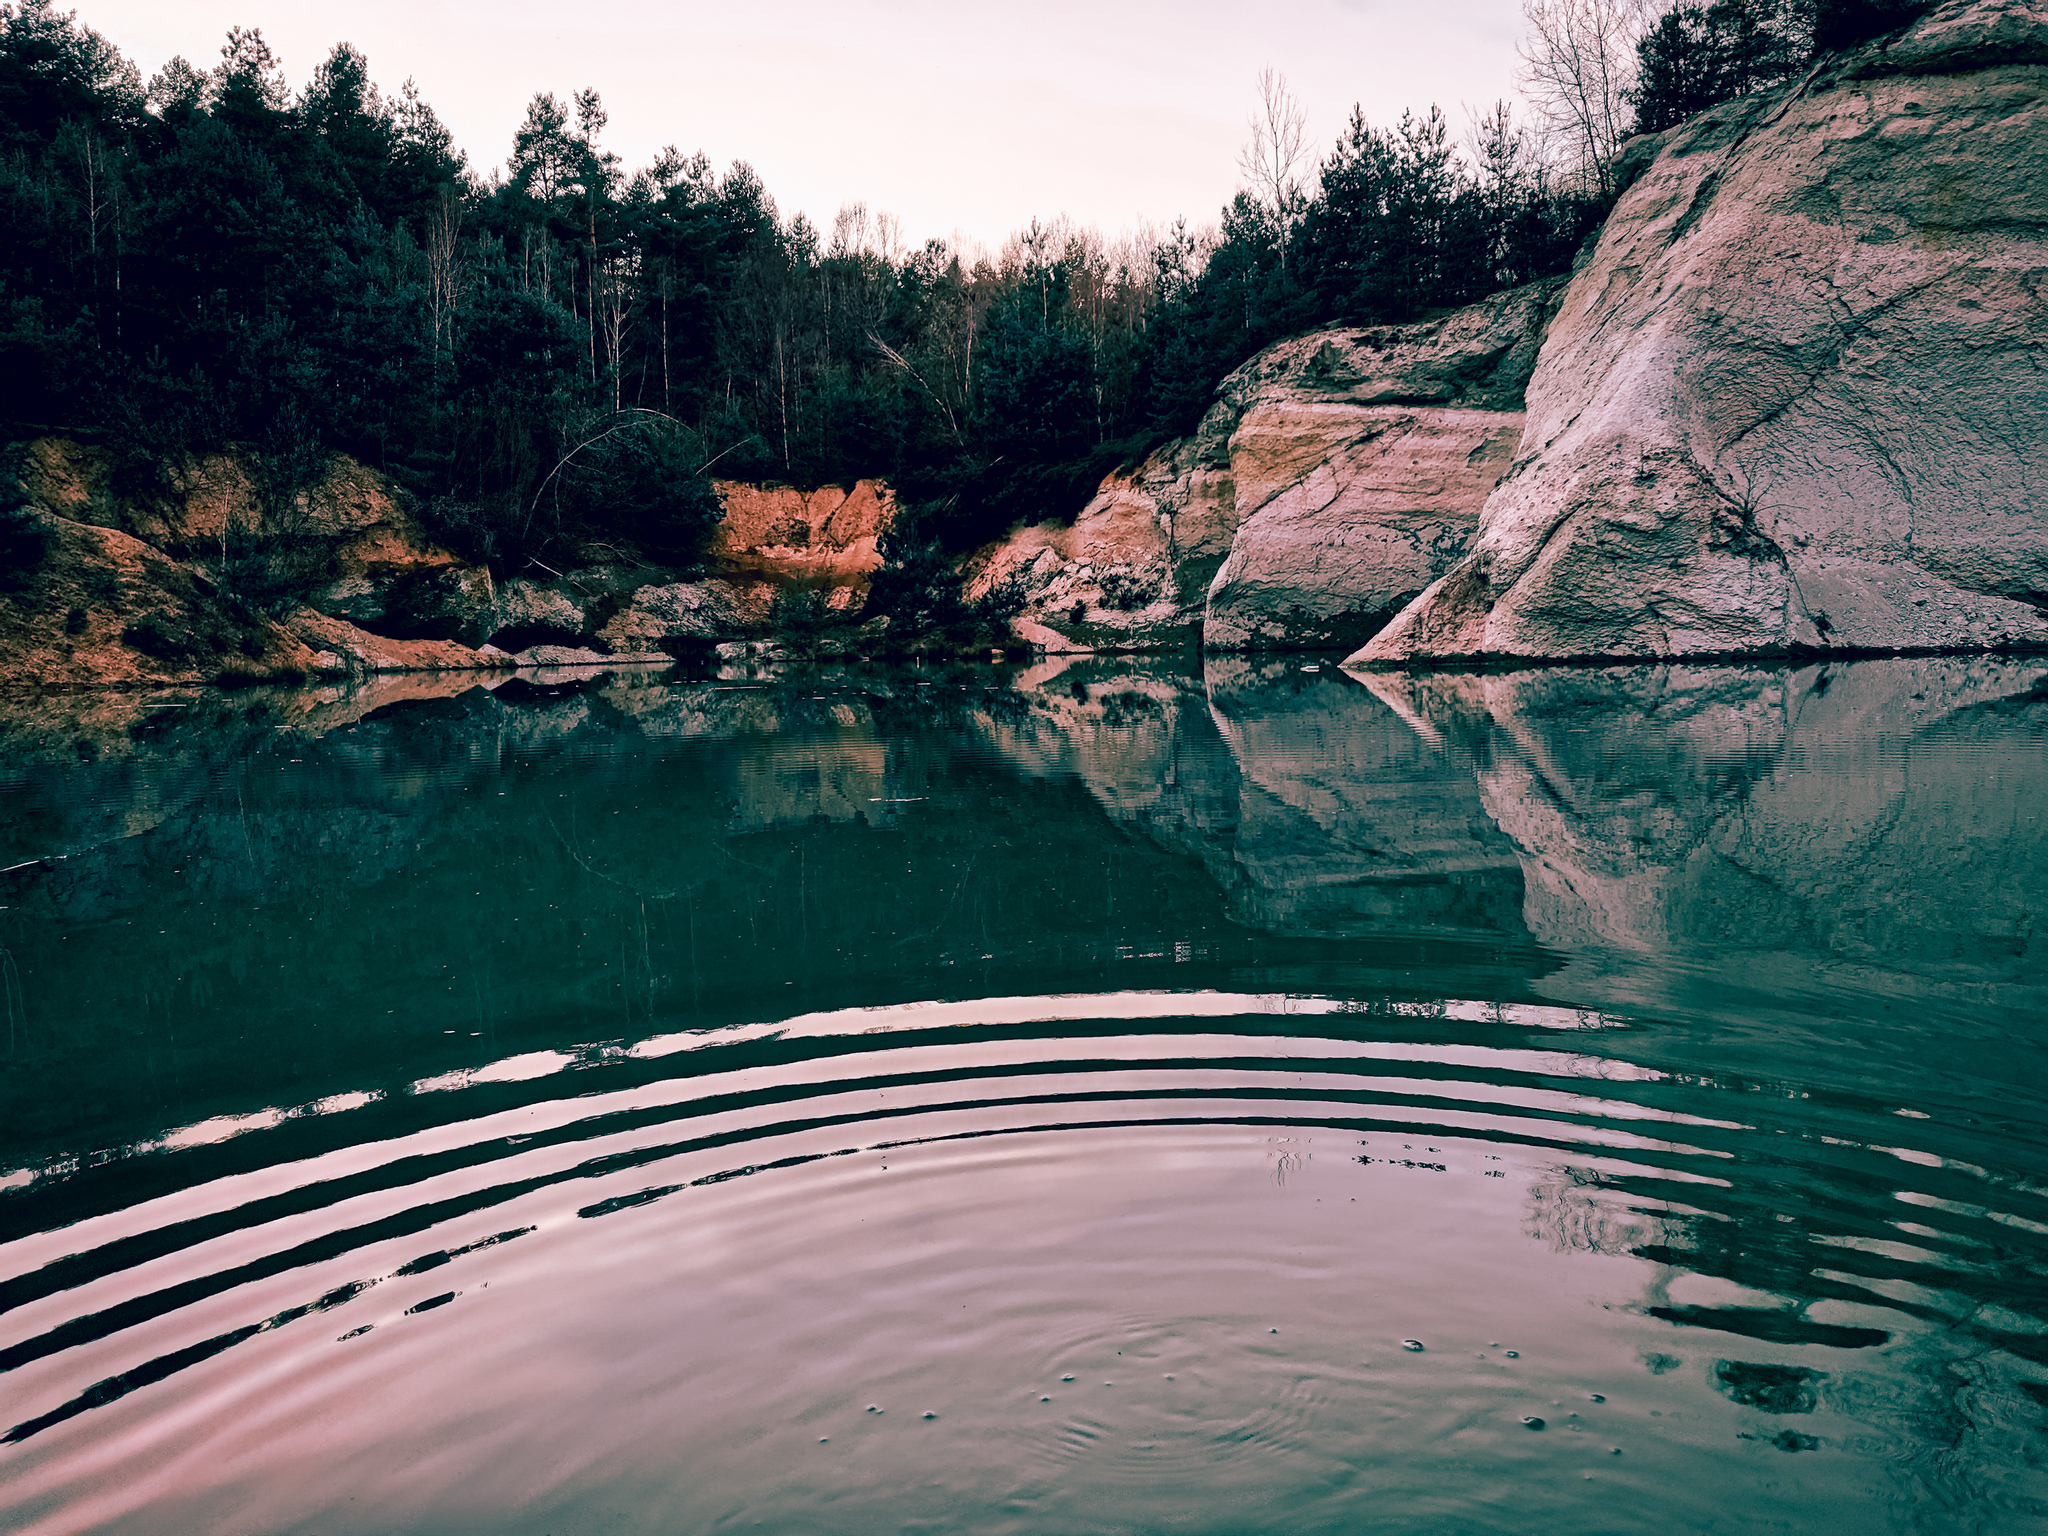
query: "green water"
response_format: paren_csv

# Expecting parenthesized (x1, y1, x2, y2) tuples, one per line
(1, 654, 2045, 1533)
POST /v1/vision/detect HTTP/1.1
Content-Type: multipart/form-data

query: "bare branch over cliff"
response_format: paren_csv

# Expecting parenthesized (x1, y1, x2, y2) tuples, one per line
(1517, 0, 1653, 193)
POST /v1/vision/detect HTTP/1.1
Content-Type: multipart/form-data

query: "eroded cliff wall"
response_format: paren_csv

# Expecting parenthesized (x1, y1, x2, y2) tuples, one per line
(3, 442, 507, 689)
(0, 442, 912, 688)
(1352, 0, 2048, 667)
(966, 280, 1562, 654)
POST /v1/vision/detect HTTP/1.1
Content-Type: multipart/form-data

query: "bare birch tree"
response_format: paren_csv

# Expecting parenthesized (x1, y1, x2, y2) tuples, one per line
(595, 251, 635, 413)
(1516, 0, 1652, 194)
(424, 183, 463, 370)
(1238, 66, 1308, 250)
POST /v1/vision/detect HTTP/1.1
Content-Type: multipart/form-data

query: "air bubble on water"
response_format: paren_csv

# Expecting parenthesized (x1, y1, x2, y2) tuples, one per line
(1402, 1339, 1425, 1352)
(1522, 1416, 1546, 1430)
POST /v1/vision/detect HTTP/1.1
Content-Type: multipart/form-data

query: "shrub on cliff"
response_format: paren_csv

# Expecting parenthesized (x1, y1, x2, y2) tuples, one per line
(120, 614, 193, 660)
(864, 501, 1028, 642)
(543, 414, 724, 562)
(0, 503, 49, 592)
(214, 520, 326, 618)
(1812, 0, 1938, 51)
(766, 585, 860, 658)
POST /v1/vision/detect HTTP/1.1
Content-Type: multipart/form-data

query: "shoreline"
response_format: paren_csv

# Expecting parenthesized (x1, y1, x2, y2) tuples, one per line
(9, 633, 2048, 702)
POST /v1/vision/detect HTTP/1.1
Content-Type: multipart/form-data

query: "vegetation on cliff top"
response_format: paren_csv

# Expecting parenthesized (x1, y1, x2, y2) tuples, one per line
(1628, 0, 1934, 133)
(0, 0, 1934, 597)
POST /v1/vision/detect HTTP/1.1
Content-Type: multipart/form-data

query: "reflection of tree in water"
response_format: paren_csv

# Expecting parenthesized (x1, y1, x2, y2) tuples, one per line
(1523, 1162, 1666, 1260)
(1098, 691, 1166, 728)
(1715, 1360, 1821, 1414)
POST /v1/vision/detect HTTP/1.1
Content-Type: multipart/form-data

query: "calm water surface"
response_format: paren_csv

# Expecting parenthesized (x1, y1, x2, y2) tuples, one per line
(0, 654, 2044, 1534)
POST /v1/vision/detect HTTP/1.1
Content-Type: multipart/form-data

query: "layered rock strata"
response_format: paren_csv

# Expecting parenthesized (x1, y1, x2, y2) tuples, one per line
(707, 479, 894, 593)
(1351, 0, 2048, 667)
(522, 479, 899, 657)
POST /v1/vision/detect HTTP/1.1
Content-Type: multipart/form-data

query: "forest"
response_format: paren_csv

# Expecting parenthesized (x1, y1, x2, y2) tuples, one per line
(0, 0, 1930, 615)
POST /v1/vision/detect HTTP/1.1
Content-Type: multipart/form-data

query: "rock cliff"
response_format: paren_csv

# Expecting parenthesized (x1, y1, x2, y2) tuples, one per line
(960, 441, 1232, 653)
(1351, 0, 2048, 667)
(585, 479, 897, 655)
(965, 280, 1562, 654)
(3, 442, 506, 690)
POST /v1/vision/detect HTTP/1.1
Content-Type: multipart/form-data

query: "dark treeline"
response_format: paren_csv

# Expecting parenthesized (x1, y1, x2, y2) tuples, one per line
(1630, 0, 1934, 133)
(0, 0, 1934, 604)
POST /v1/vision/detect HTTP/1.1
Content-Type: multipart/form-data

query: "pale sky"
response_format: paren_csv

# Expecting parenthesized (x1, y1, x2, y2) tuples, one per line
(75, 0, 1529, 249)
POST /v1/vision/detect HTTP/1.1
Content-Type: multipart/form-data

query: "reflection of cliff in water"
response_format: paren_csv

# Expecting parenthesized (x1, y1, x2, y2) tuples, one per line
(977, 654, 1536, 948)
(1016, 652, 2048, 1021)
(1355, 657, 2048, 1507)
(1368, 658, 2048, 993)
(1038, 649, 2048, 1163)
(1001, 652, 2048, 1472)
(7, 653, 2047, 1172)
(1003, 651, 2048, 1024)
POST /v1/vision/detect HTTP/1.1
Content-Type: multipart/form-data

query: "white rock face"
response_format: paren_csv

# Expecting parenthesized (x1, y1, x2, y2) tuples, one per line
(1201, 281, 1557, 652)
(1351, 0, 2048, 668)
(1202, 403, 1520, 651)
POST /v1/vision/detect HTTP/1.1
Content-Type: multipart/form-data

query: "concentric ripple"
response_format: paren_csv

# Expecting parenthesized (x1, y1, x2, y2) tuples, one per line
(4, 990, 2046, 1535)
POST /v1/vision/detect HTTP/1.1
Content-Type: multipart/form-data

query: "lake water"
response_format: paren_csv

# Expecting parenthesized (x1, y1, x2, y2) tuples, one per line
(1, 653, 2045, 1534)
